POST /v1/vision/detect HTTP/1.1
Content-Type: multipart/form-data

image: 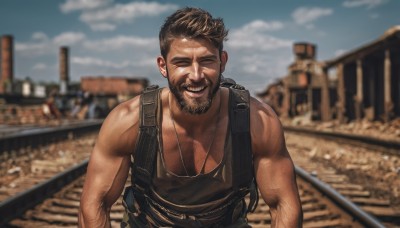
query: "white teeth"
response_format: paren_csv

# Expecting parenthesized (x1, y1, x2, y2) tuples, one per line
(186, 86, 205, 92)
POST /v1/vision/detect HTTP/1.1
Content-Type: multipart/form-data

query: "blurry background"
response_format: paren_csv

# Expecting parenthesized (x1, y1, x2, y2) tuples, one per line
(1, 1, 400, 227)
(1, 0, 398, 94)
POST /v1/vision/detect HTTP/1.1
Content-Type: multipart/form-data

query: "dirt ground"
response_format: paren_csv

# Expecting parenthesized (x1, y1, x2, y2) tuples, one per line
(285, 132, 400, 208)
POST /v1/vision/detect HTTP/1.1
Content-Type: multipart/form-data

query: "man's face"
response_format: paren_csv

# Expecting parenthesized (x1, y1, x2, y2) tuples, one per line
(158, 38, 227, 114)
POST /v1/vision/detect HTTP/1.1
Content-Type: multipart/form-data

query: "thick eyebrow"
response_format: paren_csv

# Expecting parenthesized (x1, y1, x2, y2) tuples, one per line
(170, 56, 191, 63)
(170, 54, 218, 63)
(198, 54, 218, 61)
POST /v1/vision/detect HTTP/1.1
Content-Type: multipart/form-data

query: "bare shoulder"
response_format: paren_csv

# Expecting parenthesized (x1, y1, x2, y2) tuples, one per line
(249, 96, 282, 136)
(95, 95, 141, 157)
(249, 96, 286, 158)
(249, 96, 278, 120)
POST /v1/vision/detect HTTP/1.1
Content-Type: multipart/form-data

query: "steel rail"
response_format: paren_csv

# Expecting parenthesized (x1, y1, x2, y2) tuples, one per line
(0, 163, 386, 227)
(295, 166, 386, 228)
(284, 126, 400, 152)
(0, 120, 102, 153)
(0, 159, 88, 226)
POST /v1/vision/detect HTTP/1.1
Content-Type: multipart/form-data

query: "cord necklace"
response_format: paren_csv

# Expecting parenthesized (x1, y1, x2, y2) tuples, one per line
(168, 91, 221, 176)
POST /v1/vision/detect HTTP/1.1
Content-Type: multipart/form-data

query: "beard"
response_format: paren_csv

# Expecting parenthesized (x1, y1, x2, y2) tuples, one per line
(168, 73, 221, 115)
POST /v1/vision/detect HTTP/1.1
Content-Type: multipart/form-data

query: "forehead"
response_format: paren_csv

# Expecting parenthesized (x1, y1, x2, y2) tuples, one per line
(167, 37, 219, 59)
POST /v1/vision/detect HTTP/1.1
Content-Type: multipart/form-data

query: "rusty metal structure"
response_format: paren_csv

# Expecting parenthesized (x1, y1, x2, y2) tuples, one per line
(279, 42, 335, 121)
(256, 80, 284, 115)
(259, 26, 400, 123)
(325, 26, 400, 123)
(1, 35, 14, 94)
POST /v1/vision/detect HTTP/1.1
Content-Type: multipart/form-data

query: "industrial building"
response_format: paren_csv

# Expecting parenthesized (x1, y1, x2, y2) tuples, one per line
(259, 26, 400, 123)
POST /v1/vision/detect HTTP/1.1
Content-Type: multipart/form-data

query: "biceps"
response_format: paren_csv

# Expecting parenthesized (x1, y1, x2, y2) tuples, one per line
(254, 156, 298, 207)
(82, 148, 131, 207)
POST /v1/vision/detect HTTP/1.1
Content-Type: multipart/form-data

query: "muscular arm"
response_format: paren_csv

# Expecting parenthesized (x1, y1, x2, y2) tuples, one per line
(250, 98, 303, 227)
(78, 97, 140, 227)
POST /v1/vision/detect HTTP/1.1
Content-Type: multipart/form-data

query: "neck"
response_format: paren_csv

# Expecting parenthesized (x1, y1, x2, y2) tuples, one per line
(168, 89, 222, 130)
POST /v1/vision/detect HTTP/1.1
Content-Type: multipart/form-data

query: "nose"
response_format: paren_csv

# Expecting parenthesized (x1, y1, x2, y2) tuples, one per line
(188, 63, 204, 82)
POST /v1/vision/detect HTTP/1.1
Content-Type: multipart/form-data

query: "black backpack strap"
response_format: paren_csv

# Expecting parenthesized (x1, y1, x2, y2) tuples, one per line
(228, 87, 252, 188)
(132, 85, 161, 187)
(223, 78, 259, 212)
(220, 77, 246, 90)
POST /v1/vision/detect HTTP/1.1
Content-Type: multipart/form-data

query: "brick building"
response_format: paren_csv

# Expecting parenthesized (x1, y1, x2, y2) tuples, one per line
(81, 76, 148, 97)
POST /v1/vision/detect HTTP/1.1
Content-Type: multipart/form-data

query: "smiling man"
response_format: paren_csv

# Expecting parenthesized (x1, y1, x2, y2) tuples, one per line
(79, 7, 302, 227)
(164, 37, 222, 115)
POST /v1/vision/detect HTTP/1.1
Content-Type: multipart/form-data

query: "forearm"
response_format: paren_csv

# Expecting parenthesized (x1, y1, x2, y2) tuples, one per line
(270, 203, 302, 228)
(78, 201, 111, 228)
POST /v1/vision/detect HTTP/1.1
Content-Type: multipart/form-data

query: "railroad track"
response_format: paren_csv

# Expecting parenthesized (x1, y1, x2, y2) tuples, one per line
(284, 125, 400, 154)
(1, 161, 389, 227)
(0, 120, 101, 191)
(1, 160, 89, 227)
(286, 131, 400, 228)
(0, 121, 102, 226)
(0, 119, 102, 154)
(294, 154, 399, 220)
(0, 119, 96, 137)
(1, 122, 398, 227)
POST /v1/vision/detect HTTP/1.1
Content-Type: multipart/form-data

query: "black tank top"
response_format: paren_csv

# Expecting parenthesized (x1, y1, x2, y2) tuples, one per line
(122, 86, 257, 227)
(151, 122, 233, 206)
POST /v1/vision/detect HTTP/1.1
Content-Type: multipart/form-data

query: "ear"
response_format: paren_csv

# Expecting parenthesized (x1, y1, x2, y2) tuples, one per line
(220, 51, 228, 73)
(157, 56, 167, 78)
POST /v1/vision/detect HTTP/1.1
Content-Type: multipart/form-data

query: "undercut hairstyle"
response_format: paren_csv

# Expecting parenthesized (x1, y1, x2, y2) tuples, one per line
(159, 7, 228, 59)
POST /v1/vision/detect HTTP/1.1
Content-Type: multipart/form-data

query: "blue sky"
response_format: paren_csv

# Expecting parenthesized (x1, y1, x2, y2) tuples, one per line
(0, 0, 398, 94)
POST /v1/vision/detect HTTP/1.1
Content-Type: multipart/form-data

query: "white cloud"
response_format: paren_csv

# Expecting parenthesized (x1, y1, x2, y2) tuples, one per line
(239, 54, 290, 77)
(79, 2, 178, 31)
(83, 35, 158, 52)
(32, 32, 49, 42)
(72, 56, 133, 69)
(60, 0, 179, 31)
(240, 20, 284, 33)
(342, 0, 387, 9)
(16, 31, 158, 58)
(53, 32, 86, 46)
(72, 56, 157, 70)
(292, 7, 333, 25)
(60, 0, 113, 13)
(225, 51, 292, 94)
(228, 34, 291, 51)
(16, 31, 86, 57)
(16, 42, 52, 57)
(222, 20, 293, 93)
(228, 20, 291, 51)
(135, 57, 157, 68)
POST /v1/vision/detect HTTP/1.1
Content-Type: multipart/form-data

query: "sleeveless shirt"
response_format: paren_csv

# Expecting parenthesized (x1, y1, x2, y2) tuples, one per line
(152, 118, 233, 205)
(122, 86, 256, 227)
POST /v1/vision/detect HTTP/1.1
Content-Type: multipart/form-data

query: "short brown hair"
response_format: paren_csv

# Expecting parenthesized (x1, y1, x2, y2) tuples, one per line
(159, 7, 228, 59)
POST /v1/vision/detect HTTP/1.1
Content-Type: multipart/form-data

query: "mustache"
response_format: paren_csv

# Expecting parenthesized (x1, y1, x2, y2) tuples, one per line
(181, 81, 209, 88)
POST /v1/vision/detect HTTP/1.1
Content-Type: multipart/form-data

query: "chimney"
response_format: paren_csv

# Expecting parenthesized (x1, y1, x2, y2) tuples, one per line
(59, 46, 69, 95)
(1, 35, 14, 93)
